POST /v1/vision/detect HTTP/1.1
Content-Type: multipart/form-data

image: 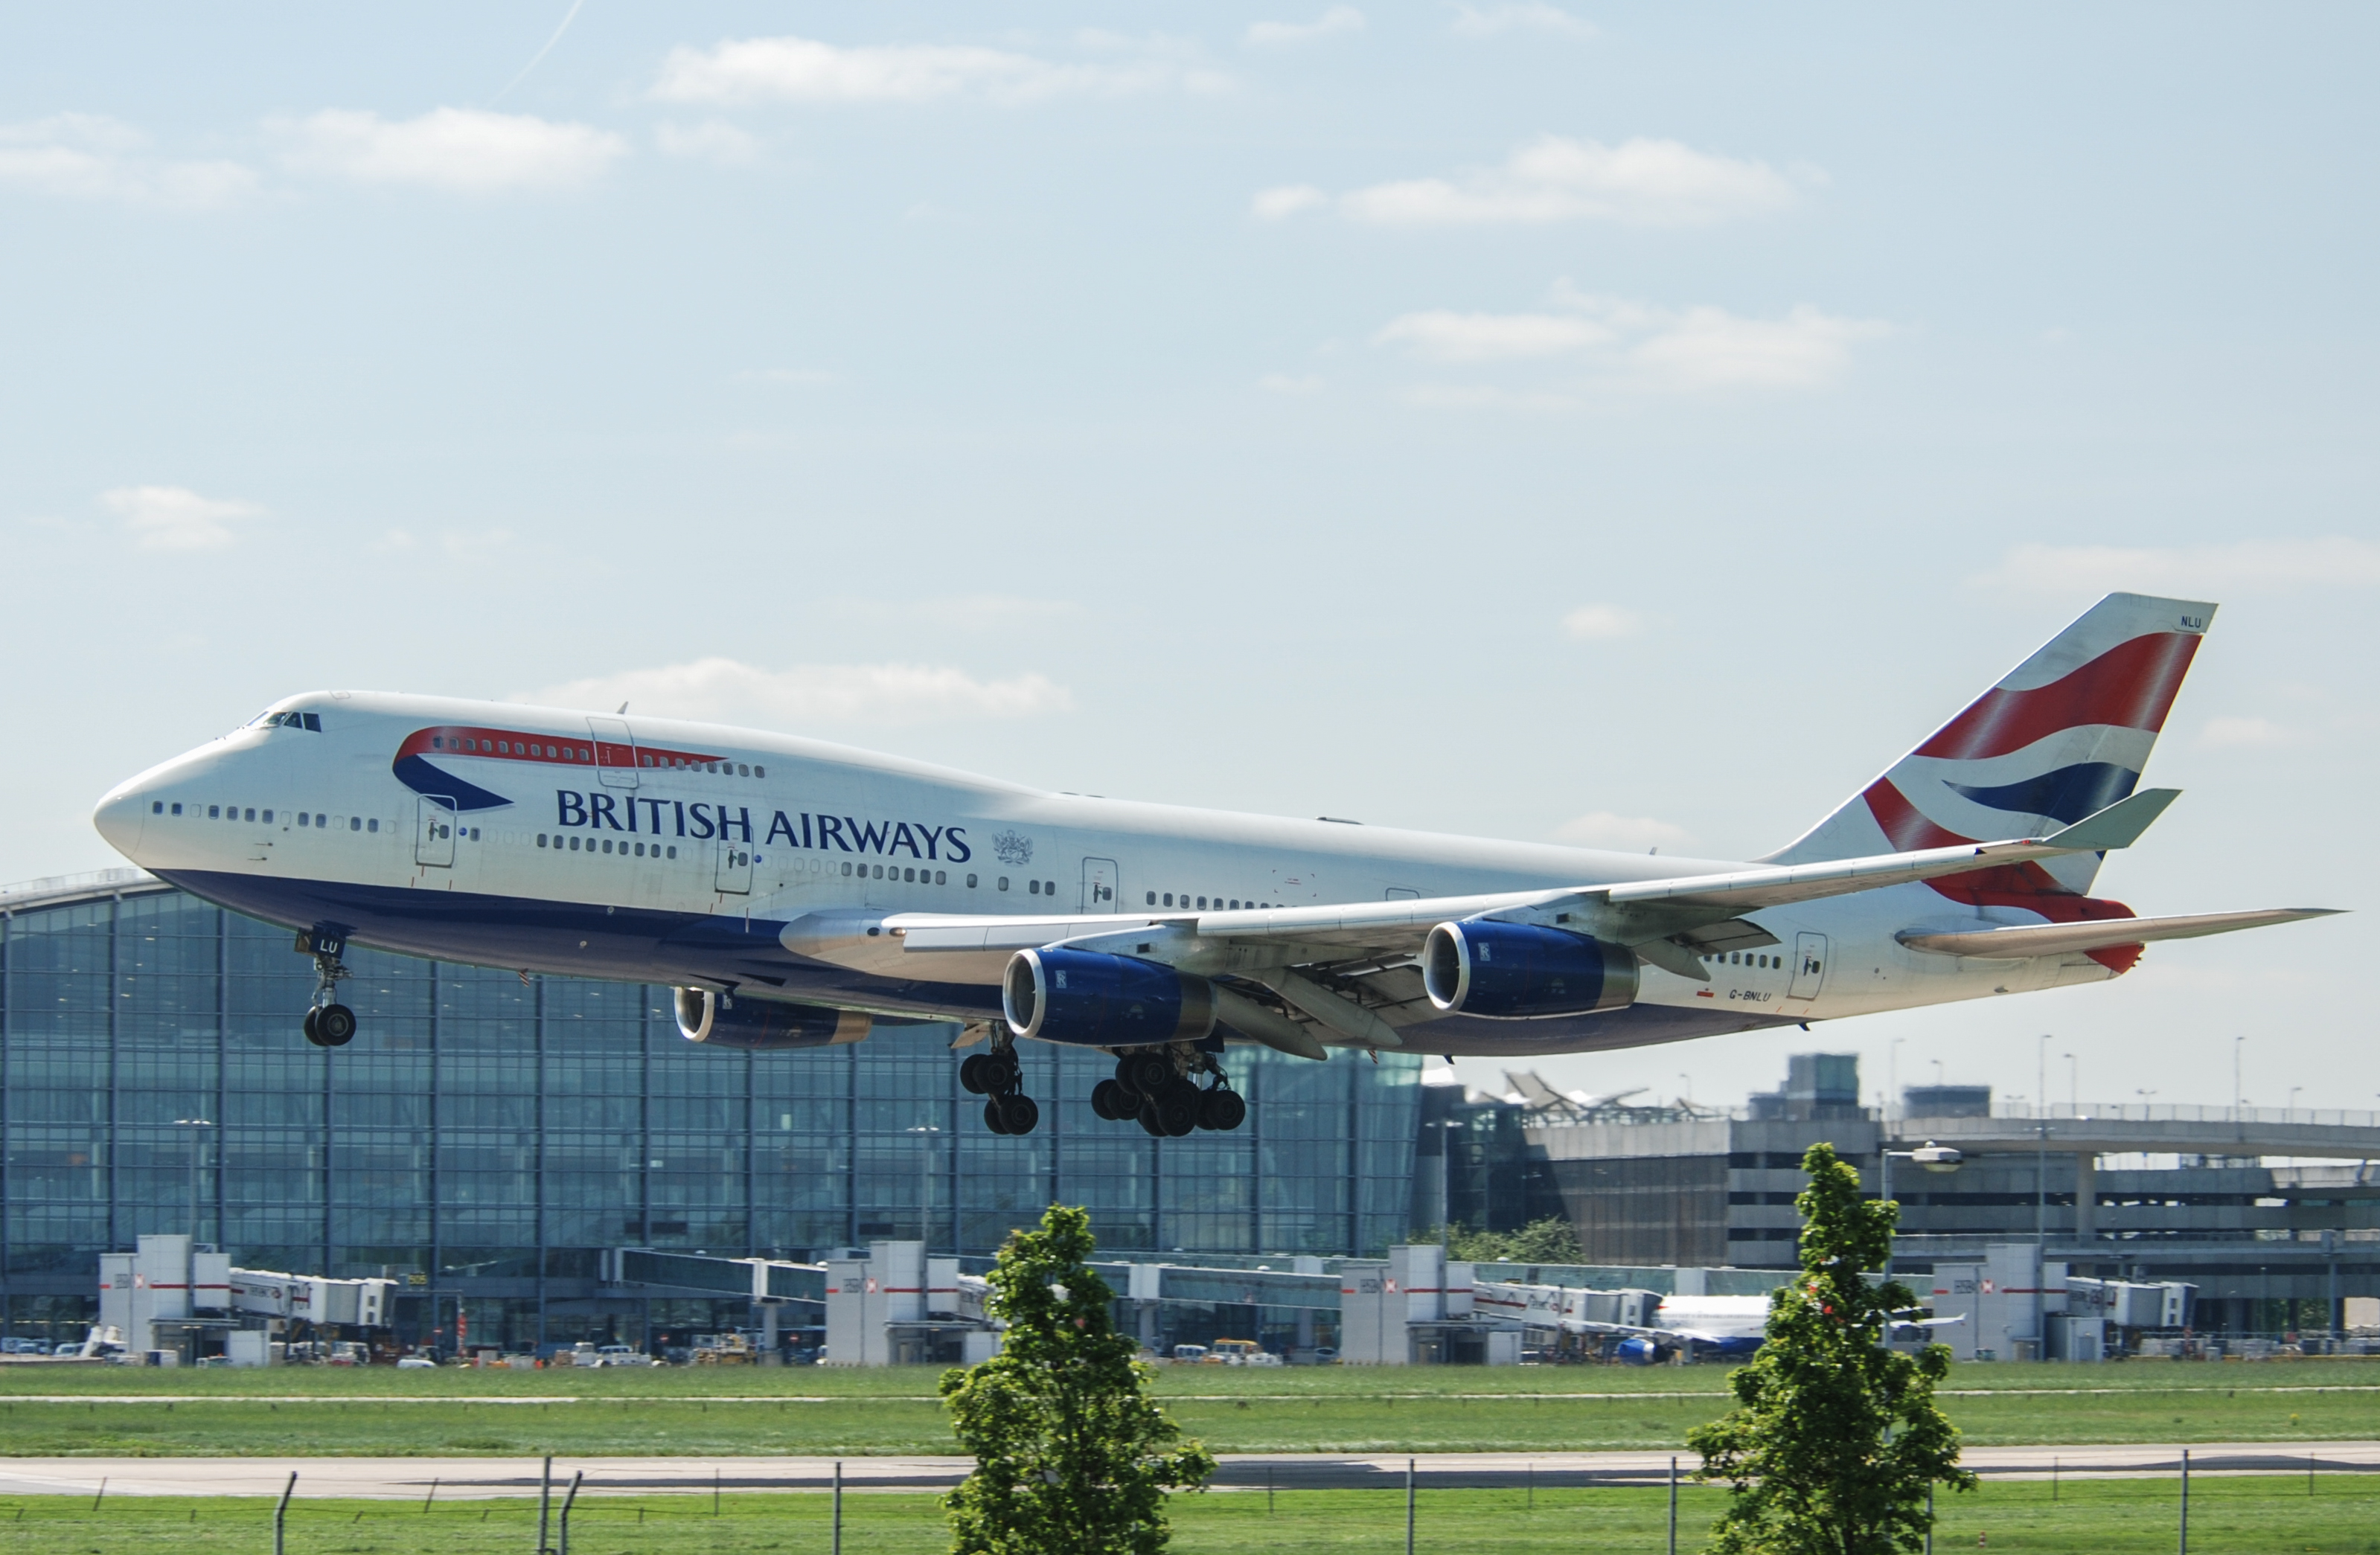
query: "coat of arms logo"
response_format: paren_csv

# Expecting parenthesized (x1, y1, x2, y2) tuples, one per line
(991, 830, 1034, 867)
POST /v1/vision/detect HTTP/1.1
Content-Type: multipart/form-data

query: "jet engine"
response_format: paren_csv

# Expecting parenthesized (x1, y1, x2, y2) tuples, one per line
(1002, 949, 1215, 1046)
(1421, 920, 1639, 1018)
(674, 988, 871, 1050)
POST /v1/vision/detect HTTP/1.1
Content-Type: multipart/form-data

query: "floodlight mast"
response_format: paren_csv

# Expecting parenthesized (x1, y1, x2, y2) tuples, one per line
(1878, 1141, 1962, 1282)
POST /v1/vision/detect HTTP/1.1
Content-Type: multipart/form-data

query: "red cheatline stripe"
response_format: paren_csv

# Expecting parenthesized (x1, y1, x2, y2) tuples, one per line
(1913, 631, 2202, 762)
(394, 728, 723, 769)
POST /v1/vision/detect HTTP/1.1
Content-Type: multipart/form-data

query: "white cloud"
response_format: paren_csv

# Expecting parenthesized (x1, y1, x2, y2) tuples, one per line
(1251, 183, 1328, 219)
(517, 658, 1075, 727)
(655, 118, 761, 164)
(0, 113, 257, 210)
(100, 485, 263, 550)
(2200, 716, 2289, 749)
(1376, 310, 1610, 362)
(1258, 373, 1322, 394)
(1628, 303, 1887, 390)
(1561, 603, 1642, 640)
(651, 33, 1223, 106)
(1555, 811, 1694, 851)
(1247, 7, 1366, 46)
(1378, 289, 1886, 392)
(1314, 135, 1800, 228)
(1451, 4, 1597, 39)
(275, 108, 626, 193)
(1970, 538, 2380, 597)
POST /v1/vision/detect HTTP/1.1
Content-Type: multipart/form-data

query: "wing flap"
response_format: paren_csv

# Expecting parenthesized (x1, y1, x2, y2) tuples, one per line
(1898, 907, 2340, 961)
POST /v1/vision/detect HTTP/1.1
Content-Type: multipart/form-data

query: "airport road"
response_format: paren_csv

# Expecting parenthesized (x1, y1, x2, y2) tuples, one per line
(0, 1443, 2374, 1498)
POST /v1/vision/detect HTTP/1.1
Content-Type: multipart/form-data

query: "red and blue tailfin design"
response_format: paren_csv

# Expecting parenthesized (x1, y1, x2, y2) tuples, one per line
(1766, 593, 2215, 961)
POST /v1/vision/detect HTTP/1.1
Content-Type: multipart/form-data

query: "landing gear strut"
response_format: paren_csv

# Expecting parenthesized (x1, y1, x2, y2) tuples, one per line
(960, 1045, 1039, 1134)
(295, 926, 357, 1048)
(1092, 1048, 1244, 1135)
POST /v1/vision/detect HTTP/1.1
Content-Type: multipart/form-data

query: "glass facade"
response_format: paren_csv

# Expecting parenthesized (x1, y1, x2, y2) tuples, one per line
(1, 881, 1419, 1347)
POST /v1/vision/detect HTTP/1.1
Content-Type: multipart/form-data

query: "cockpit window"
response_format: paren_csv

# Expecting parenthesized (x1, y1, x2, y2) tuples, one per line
(246, 710, 323, 732)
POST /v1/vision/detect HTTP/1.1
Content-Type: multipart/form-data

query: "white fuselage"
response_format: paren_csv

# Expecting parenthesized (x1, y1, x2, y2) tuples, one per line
(91, 691, 2121, 1057)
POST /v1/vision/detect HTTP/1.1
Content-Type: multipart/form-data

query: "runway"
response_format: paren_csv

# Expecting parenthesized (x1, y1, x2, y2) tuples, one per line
(0, 1443, 2373, 1499)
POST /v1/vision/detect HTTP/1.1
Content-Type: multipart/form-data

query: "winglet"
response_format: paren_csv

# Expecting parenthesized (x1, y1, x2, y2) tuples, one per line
(2040, 787, 2180, 853)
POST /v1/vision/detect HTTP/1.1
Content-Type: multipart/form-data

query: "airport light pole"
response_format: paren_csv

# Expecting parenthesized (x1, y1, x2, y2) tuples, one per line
(1878, 1143, 1962, 1280)
(906, 1125, 941, 1251)
(173, 1118, 214, 1245)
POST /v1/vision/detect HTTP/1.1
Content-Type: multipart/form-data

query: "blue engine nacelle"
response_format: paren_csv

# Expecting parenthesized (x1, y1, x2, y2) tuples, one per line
(1421, 920, 1640, 1019)
(1003, 949, 1216, 1047)
(675, 988, 871, 1050)
(1615, 1336, 1663, 1366)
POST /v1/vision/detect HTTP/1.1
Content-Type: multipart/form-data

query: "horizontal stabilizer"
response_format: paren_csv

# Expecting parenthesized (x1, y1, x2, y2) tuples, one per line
(1898, 907, 2341, 961)
(2038, 787, 2180, 852)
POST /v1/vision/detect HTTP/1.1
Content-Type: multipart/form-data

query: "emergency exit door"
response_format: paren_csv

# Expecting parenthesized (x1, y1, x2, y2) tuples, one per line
(1788, 932, 1829, 1000)
(1081, 857, 1119, 912)
(716, 839, 752, 894)
(415, 798, 455, 867)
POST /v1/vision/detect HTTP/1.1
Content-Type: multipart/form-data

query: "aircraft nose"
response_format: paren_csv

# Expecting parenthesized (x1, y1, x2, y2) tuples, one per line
(92, 780, 150, 863)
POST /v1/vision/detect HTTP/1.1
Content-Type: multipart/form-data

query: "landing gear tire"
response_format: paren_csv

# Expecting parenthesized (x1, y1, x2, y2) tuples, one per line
(1119, 1050, 1173, 1097)
(997, 1093, 1040, 1135)
(313, 1004, 356, 1047)
(1091, 1079, 1130, 1120)
(960, 1053, 994, 1094)
(1154, 1086, 1200, 1138)
(302, 1008, 325, 1047)
(1137, 1100, 1166, 1138)
(984, 1097, 1013, 1135)
(1197, 1088, 1247, 1132)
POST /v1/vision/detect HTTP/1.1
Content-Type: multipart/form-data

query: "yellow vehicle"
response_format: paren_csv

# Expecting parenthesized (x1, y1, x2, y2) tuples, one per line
(1204, 1339, 1262, 1365)
(691, 1333, 755, 1365)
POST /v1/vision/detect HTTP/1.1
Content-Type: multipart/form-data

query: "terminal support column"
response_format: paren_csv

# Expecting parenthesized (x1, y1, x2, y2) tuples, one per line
(2074, 1152, 2097, 1243)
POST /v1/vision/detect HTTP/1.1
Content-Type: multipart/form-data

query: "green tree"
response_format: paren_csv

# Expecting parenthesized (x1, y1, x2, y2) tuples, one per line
(940, 1205, 1215, 1554)
(1686, 1142, 1976, 1555)
(1433, 1216, 1583, 1265)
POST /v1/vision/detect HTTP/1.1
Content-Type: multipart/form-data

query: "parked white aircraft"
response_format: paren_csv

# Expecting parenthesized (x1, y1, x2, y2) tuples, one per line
(92, 593, 2332, 1138)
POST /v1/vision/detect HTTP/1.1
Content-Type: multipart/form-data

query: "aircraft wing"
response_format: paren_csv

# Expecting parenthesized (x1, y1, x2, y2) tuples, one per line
(888, 789, 2182, 966)
(1898, 907, 2339, 961)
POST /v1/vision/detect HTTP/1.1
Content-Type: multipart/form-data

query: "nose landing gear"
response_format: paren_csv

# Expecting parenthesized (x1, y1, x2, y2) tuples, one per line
(960, 1045, 1039, 1134)
(295, 926, 357, 1048)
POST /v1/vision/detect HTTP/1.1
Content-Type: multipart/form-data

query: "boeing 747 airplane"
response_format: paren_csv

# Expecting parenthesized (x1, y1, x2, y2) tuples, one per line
(92, 593, 2334, 1138)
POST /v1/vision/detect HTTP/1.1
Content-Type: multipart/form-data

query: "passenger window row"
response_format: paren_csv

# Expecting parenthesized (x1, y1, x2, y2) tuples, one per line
(151, 801, 377, 833)
(427, 734, 767, 783)
(1704, 951, 1782, 969)
(1145, 891, 1271, 911)
(539, 834, 678, 858)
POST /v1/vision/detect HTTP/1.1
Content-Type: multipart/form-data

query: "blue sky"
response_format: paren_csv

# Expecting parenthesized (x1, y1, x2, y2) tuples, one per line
(4, 4, 2374, 1115)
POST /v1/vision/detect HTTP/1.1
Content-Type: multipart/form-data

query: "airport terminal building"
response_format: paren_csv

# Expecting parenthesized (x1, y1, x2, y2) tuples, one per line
(0, 872, 1421, 1352)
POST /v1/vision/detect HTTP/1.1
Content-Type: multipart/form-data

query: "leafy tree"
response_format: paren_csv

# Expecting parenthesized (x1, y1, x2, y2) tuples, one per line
(941, 1205, 1215, 1554)
(1430, 1216, 1583, 1265)
(1686, 1142, 1976, 1555)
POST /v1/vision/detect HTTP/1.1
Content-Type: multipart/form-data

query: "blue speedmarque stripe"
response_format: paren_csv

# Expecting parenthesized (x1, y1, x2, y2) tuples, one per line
(1945, 761, 2139, 827)
(391, 754, 514, 812)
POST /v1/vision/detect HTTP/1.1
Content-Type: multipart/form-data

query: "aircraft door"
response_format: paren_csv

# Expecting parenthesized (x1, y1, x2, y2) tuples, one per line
(1788, 932, 1829, 1000)
(415, 799, 456, 868)
(1081, 857, 1119, 912)
(715, 839, 752, 895)
(586, 716, 640, 789)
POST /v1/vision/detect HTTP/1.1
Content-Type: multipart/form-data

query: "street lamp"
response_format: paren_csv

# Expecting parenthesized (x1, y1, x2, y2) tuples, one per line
(905, 1124, 941, 1251)
(173, 1118, 214, 1245)
(1878, 1141, 1963, 1279)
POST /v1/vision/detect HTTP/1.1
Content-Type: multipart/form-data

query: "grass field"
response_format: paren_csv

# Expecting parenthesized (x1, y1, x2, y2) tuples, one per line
(0, 1478, 2373, 1554)
(0, 1359, 2373, 1457)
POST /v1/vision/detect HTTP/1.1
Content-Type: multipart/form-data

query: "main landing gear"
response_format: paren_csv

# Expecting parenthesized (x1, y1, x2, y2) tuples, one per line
(960, 1045, 1040, 1135)
(1091, 1048, 1245, 1138)
(295, 926, 357, 1049)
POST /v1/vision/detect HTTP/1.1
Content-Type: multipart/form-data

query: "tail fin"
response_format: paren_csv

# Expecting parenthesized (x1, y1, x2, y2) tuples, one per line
(1768, 592, 2214, 894)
